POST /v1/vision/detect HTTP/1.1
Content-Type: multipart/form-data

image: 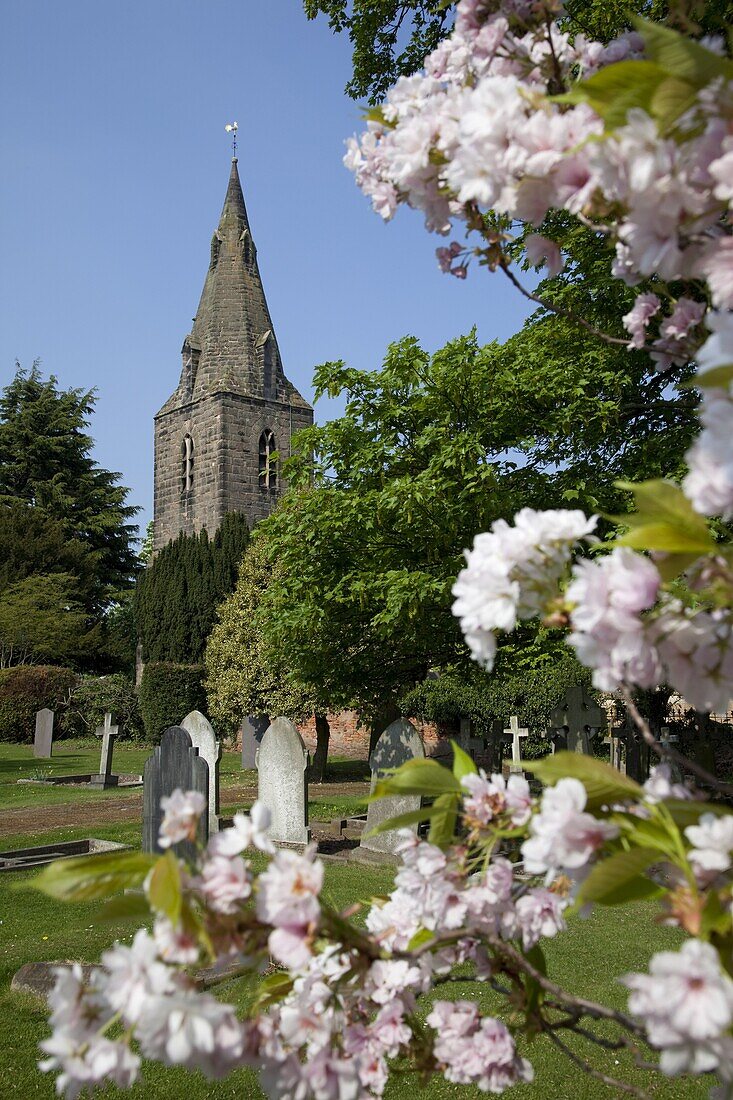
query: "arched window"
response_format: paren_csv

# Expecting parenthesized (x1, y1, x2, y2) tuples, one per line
(181, 434, 194, 493)
(258, 429, 277, 491)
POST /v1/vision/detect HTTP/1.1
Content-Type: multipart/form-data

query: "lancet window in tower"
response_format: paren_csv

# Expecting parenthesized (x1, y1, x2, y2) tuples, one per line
(258, 429, 277, 491)
(181, 434, 195, 493)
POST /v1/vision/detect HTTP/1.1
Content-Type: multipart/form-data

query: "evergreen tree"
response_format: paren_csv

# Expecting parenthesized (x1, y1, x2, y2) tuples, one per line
(134, 513, 249, 664)
(0, 363, 139, 612)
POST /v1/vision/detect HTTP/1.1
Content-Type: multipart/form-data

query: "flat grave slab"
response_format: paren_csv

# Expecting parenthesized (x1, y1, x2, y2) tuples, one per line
(0, 837, 131, 872)
(18, 773, 142, 788)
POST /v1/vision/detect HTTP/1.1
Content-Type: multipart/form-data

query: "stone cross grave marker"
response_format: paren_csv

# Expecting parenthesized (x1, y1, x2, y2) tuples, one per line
(143, 726, 209, 860)
(504, 715, 529, 775)
(33, 709, 54, 759)
(181, 710, 221, 833)
(360, 719, 425, 858)
(550, 685, 606, 754)
(660, 726, 685, 785)
(256, 717, 310, 846)
(91, 712, 119, 788)
(241, 714, 269, 770)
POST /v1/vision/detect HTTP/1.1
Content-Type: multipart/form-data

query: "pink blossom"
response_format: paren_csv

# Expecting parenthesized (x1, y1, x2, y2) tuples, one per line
(623, 940, 733, 1075)
(698, 238, 733, 310)
(685, 813, 733, 884)
(427, 1000, 534, 1090)
(101, 930, 176, 1025)
(153, 917, 201, 965)
(158, 789, 206, 849)
(256, 848, 323, 929)
(39, 1032, 140, 1098)
(198, 855, 251, 914)
(522, 777, 618, 876)
(655, 603, 733, 713)
(642, 764, 691, 805)
(138, 988, 244, 1074)
(461, 770, 532, 827)
(622, 292, 660, 349)
(208, 802, 274, 857)
(567, 548, 662, 692)
(524, 233, 563, 277)
(515, 887, 567, 949)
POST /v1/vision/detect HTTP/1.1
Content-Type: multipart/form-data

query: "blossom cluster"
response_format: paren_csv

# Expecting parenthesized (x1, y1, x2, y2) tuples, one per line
(40, 763, 733, 1099)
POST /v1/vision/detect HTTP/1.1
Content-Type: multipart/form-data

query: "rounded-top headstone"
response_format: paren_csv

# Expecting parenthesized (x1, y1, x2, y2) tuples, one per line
(361, 719, 425, 858)
(181, 710, 221, 825)
(256, 717, 309, 846)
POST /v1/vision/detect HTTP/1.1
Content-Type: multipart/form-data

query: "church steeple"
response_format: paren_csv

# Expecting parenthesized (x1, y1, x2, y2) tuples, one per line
(153, 153, 313, 550)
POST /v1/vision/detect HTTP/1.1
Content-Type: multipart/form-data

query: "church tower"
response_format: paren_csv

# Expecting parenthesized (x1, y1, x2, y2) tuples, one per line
(153, 157, 313, 550)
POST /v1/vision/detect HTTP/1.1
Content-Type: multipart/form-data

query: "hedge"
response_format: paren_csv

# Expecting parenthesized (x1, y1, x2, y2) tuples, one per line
(139, 662, 208, 743)
(401, 657, 594, 760)
(0, 665, 77, 743)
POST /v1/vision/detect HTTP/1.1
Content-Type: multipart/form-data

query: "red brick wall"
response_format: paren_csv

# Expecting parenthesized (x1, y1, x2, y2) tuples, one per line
(296, 710, 452, 761)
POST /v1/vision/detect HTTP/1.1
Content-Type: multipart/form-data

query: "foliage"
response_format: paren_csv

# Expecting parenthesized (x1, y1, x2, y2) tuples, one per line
(401, 646, 593, 759)
(256, 322, 694, 717)
(0, 364, 139, 614)
(205, 541, 320, 730)
(0, 573, 92, 669)
(0, 664, 77, 743)
(65, 673, 144, 742)
(138, 662, 207, 743)
(134, 512, 249, 664)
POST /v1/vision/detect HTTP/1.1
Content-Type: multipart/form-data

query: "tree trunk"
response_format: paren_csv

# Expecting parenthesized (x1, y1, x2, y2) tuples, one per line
(368, 702, 401, 758)
(310, 712, 330, 783)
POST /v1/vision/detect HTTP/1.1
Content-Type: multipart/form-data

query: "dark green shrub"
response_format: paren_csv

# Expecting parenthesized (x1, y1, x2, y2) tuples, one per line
(0, 665, 77, 743)
(401, 656, 594, 760)
(139, 662, 207, 743)
(63, 673, 144, 741)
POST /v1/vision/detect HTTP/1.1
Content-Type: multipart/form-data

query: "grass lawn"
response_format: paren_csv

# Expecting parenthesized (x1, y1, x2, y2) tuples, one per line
(0, 743, 369, 819)
(0, 812, 713, 1099)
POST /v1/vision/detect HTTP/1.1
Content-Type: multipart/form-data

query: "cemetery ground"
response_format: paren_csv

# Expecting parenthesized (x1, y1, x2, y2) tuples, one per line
(0, 740, 713, 1099)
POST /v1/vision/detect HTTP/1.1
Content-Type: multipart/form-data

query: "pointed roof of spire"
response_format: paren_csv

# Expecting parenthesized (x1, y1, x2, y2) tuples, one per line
(159, 158, 310, 414)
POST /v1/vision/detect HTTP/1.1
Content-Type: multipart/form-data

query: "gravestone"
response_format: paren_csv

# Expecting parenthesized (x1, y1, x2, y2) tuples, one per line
(360, 719, 425, 858)
(241, 714, 269, 770)
(181, 710, 221, 833)
(90, 712, 119, 788)
(256, 717, 310, 846)
(618, 717, 649, 783)
(605, 726, 625, 773)
(660, 727, 685, 785)
(550, 686, 606, 754)
(505, 715, 529, 775)
(33, 709, 54, 759)
(142, 726, 209, 859)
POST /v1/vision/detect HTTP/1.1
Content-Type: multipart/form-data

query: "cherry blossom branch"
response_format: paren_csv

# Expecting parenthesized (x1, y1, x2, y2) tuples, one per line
(620, 686, 733, 798)
(542, 1026, 651, 1099)
(498, 261, 630, 346)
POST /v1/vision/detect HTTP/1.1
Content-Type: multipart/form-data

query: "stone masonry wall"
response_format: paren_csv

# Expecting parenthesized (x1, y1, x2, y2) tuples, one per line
(295, 710, 451, 761)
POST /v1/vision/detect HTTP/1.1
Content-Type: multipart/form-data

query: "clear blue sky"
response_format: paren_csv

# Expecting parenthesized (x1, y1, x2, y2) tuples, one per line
(0, 0, 532, 537)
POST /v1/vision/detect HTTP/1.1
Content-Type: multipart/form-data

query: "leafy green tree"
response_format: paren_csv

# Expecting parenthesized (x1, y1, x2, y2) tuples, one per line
(0, 573, 91, 668)
(205, 541, 332, 779)
(255, 321, 696, 718)
(135, 513, 250, 665)
(0, 364, 139, 613)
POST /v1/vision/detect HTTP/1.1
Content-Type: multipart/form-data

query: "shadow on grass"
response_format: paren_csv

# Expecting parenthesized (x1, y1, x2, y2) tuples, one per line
(324, 759, 370, 783)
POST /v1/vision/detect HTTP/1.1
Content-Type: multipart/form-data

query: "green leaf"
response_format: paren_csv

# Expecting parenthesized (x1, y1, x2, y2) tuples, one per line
(407, 928, 435, 951)
(611, 479, 715, 559)
(559, 60, 672, 129)
(578, 846, 662, 906)
(30, 851, 156, 903)
(633, 17, 733, 88)
(525, 752, 643, 811)
(524, 944, 547, 1013)
(701, 890, 732, 938)
(683, 363, 733, 391)
(372, 758, 461, 800)
(664, 798, 731, 829)
(365, 802, 449, 836)
(147, 850, 182, 926)
(428, 792, 459, 848)
(451, 739, 477, 782)
(253, 971, 294, 1011)
(96, 892, 151, 923)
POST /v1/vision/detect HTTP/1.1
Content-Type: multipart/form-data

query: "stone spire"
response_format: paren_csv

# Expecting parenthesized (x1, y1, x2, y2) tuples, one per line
(163, 158, 308, 412)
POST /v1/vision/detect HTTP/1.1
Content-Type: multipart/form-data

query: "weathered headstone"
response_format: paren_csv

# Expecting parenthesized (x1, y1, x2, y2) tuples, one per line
(605, 726, 625, 773)
(33, 709, 54, 759)
(659, 727, 685, 785)
(256, 717, 310, 846)
(241, 714, 269, 770)
(504, 715, 529, 775)
(550, 686, 606, 754)
(143, 726, 209, 859)
(360, 719, 425, 858)
(617, 717, 649, 783)
(181, 710, 221, 833)
(91, 712, 119, 788)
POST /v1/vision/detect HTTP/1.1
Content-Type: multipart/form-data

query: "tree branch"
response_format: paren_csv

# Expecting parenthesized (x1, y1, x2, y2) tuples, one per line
(499, 262, 630, 347)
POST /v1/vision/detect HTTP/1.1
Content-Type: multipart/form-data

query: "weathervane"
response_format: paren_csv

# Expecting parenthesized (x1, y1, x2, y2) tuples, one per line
(225, 120, 238, 158)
